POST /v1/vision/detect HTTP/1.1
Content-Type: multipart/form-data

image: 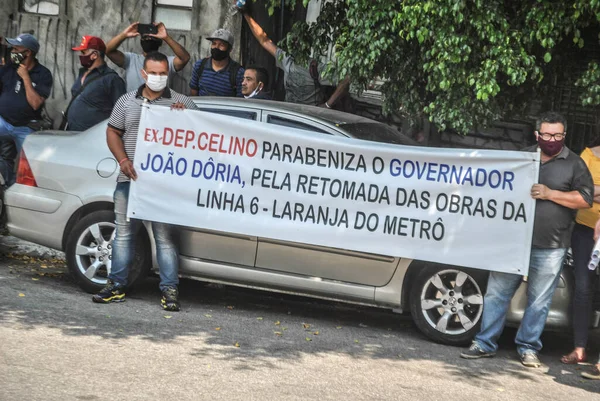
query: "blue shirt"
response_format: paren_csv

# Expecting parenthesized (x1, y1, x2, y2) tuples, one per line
(189, 57, 244, 97)
(67, 64, 126, 131)
(0, 62, 52, 126)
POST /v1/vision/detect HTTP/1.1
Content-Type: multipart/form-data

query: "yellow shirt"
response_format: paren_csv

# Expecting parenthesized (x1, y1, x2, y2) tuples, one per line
(576, 147, 600, 228)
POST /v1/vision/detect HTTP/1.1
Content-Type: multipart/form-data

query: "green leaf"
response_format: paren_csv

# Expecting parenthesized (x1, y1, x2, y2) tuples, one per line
(543, 52, 552, 63)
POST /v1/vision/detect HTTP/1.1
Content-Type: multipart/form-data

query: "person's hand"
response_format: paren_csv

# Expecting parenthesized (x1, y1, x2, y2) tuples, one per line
(16, 64, 30, 82)
(150, 22, 168, 40)
(122, 22, 140, 38)
(120, 159, 138, 181)
(233, 0, 248, 13)
(170, 102, 186, 110)
(530, 183, 552, 200)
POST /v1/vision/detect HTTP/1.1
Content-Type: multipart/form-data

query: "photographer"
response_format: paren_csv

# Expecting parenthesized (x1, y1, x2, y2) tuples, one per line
(105, 22, 190, 92)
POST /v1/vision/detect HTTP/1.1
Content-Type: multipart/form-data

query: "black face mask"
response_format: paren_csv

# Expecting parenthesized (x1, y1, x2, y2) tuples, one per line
(211, 47, 229, 61)
(140, 38, 162, 53)
(10, 51, 28, 65)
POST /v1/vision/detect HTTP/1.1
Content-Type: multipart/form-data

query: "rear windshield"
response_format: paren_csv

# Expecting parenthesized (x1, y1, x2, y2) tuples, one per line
(340, 122, 416, 145)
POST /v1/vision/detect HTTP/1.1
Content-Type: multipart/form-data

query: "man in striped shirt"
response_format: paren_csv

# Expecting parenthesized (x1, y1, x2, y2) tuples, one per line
(189, 28, 244, 97)
(93, 51, 198, 311)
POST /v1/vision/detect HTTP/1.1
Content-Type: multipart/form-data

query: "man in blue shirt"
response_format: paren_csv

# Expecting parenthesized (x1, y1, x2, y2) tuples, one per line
(0, 33, 52, 185)
(189, 29, 244, 97)
(66, 36, 126, 131)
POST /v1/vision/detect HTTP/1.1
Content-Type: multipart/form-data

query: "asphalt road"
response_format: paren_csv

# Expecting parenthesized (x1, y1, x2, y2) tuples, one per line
(1, 250, 599, 401)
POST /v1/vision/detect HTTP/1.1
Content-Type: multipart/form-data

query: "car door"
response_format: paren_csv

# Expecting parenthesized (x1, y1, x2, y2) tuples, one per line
(178, 106, 260, 267)
(254, 111, 399, 287)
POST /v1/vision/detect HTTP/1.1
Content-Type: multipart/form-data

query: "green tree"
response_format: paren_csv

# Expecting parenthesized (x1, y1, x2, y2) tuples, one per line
(264, 0, 600, 133)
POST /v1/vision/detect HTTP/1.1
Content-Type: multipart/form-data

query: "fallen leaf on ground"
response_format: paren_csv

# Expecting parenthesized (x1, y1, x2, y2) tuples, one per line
(234, 342, 240, 347)
(336, 326, 342, 329)
(274, 331, 282, 336)
(303, 323, 311, 329)
(313, 331, 320, 335)
(274, 320, 281, 326)
(354, 339, 360, 343)
(256, 317, 263, 320)
(40, 264, 47, 269)
(164, 315, 172, 319)
(31, 278, 39, 281)
(18, 293, 25, 297)
(305, 337, 312, 342)
(215, 327, 221, 331)
(227, 306, 234, 310)
(204, 314, 212, 318)
(282, 327, 288, 331)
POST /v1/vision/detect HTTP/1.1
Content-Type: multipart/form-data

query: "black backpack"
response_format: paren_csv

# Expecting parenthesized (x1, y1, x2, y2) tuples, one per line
(195, 58, 242, 97)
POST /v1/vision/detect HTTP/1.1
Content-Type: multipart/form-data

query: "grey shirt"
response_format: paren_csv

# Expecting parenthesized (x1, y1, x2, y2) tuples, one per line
(275, 48, 334, 105)
(527, 145, 594, 248)
(122, 52, 177, 92)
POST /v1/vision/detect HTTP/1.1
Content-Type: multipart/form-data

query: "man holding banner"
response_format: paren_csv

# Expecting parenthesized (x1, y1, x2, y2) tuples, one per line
(461, 111, 593, 368)
(92, 51, 198, 311)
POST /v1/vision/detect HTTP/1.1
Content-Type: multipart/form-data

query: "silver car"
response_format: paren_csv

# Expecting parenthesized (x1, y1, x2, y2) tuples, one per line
(5, 97, 589, 345)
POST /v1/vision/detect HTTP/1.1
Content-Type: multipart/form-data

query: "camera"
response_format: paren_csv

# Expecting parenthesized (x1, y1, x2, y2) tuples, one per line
(137, 23, 158, 36)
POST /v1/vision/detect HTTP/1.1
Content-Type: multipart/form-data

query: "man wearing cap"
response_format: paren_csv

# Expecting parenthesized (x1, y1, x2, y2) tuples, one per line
(0, 33, 52, 185)
(66, 35, 125, 131)
(106, 22, 190, 92)
(189, 28, 244, 97)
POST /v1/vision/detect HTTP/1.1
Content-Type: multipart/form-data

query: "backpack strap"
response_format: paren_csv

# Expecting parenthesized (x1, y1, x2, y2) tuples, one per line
(229, 60, 241, 97)
(196, 57, 210, 83)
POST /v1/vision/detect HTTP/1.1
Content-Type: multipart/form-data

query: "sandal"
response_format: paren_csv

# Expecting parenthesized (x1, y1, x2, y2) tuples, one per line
(560, 350, 587, 364)
(582, 366, 600, 380)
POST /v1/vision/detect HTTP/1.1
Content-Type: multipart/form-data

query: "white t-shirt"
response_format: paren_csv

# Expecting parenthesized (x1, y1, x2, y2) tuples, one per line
(122, 52, 177, 92)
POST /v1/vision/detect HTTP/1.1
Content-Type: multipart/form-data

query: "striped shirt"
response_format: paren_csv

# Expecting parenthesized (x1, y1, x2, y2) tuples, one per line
(189, 57, 244, 97)
(108, 85, 198, 182)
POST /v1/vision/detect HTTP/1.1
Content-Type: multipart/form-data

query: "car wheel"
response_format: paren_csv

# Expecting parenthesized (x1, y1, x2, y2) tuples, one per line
(410, 265, 487, 346)
(66, 210, 151, 294)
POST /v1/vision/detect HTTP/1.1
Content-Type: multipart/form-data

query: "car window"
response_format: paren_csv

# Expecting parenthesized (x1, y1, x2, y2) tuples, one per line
(198, 108, 257, 120)
(340, 122, 417, 145)
(267, 115, 332, 135)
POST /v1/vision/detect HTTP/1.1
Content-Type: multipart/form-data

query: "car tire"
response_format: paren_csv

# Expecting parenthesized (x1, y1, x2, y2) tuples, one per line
(409, 265, 488, 346)
(66, 210, 151, 294)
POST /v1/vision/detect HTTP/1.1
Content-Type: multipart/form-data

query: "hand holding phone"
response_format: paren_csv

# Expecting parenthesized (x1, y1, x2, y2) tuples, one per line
(137, 23, 158, 36)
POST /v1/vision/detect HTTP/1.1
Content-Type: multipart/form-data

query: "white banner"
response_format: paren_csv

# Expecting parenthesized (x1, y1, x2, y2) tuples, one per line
(128, 105, 540, 275)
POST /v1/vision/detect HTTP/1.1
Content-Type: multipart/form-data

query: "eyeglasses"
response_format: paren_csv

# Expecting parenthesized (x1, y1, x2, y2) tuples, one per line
(537, 132, 566, 141)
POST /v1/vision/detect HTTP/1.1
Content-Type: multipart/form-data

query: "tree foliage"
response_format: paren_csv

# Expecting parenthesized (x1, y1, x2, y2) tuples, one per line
(265, 0, 600, 133)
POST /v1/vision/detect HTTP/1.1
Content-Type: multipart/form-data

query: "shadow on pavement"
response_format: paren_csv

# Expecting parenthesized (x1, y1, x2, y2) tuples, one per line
(0, 251, 599, 395)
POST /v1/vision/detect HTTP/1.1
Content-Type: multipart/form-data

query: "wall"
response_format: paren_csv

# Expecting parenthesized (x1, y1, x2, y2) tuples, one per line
(0, 0, 242, 125)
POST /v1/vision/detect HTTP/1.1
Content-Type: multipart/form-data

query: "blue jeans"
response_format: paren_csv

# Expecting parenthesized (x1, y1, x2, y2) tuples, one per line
(0, 116, 33, 185)
(473, 247, 566, 356)
(108, 181, 179, 291)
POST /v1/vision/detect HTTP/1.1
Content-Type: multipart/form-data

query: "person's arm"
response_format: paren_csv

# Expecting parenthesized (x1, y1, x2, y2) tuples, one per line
(17, 65, 45, 110)
(108, 75, 126, 106)
(321, 76, 350, 109)
(242, 12, 277, 58)
(150, 22, 190, 71)
(107, 126, 137, 180)
(594, 217, 600, 241)
(106, 22, 139, 68)
(594, 185, 600, 203)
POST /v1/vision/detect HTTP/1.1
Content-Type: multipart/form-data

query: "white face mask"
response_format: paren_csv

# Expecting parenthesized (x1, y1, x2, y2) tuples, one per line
(144, 70, 168, 92)
(244, 83, 263, 99)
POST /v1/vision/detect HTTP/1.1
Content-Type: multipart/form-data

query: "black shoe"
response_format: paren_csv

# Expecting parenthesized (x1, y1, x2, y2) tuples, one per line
(520, 352, 541, 368)
(161, 286, 180, 311)
(92, 280, 126, 303)
(460, 342, 496, 359)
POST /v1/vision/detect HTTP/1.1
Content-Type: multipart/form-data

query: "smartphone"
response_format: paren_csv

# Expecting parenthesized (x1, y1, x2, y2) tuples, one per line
(137, 23, 158, 36)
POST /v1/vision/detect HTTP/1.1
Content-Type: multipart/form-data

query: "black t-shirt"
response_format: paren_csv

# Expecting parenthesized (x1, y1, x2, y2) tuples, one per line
(0, 62, 53, 126)
(526, 145, 594, 248)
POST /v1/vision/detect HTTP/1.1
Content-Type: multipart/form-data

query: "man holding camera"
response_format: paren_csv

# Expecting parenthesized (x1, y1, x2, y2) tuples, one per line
(106, 22, 190, 92)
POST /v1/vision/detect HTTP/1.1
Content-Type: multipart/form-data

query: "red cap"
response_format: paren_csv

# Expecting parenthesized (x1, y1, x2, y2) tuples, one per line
(72, 35, 106, 52)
